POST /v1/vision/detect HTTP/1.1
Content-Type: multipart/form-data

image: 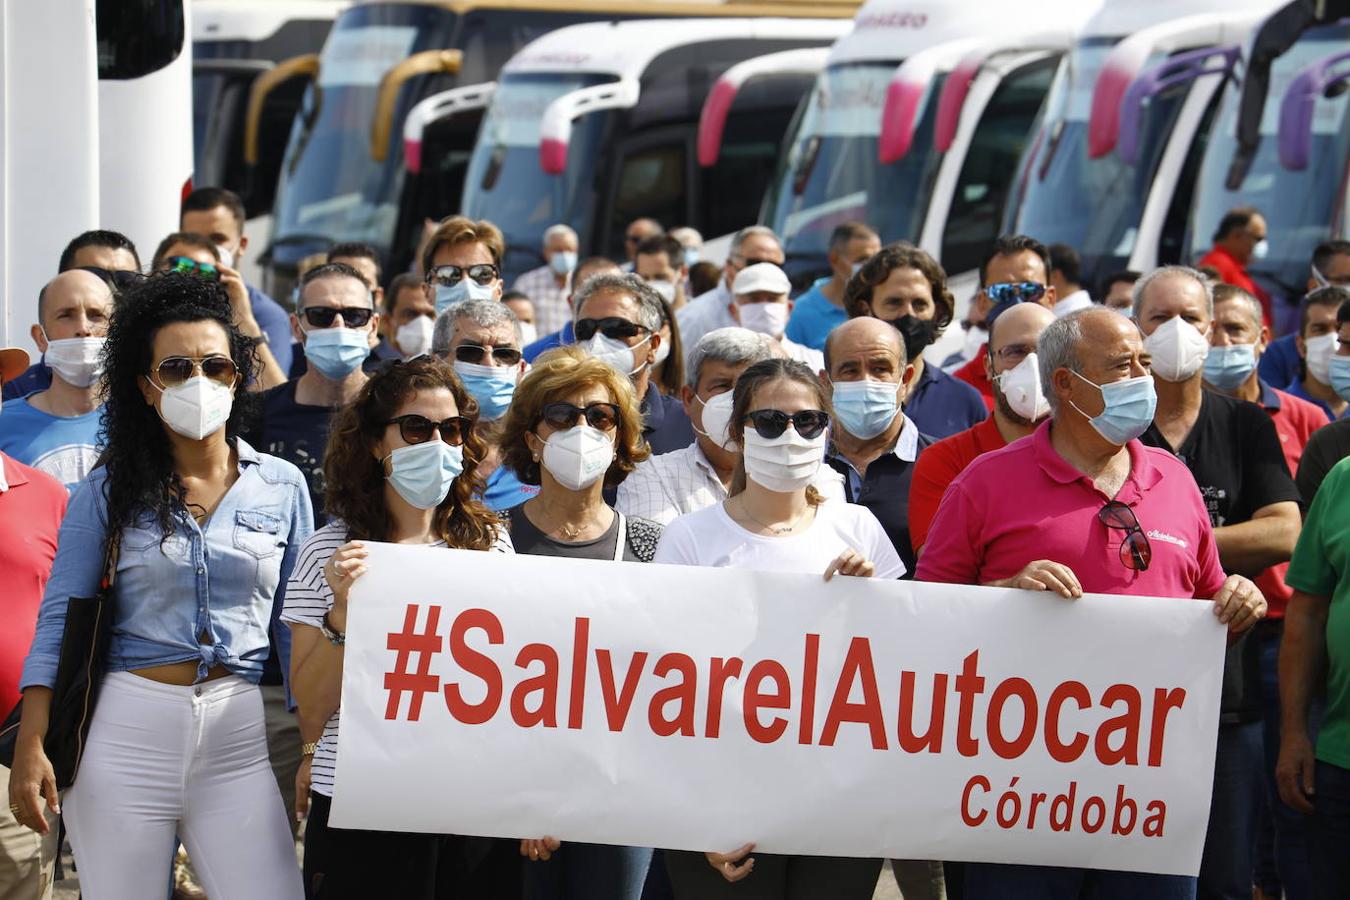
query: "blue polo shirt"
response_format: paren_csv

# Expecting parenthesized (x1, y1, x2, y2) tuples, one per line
(785, 278, 844, 351)
(904, 360, 988, 440)
(524, 321, 574, 363)
(642, 383, 694, 456)
(248, 283, 294, 375)
(1258, 333, 1301, 389)
(1284, 378, 1344, 421)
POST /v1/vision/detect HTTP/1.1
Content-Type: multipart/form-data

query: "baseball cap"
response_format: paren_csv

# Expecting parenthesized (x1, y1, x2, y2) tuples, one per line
(0, 346, 30, 383)
(733, 262, 791, 297)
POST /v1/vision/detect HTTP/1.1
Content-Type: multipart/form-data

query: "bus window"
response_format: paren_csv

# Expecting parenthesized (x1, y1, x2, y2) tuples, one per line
(97, 0, 185, 79)
(608, 140, 689, 258)
(941, 57, 1056, 275)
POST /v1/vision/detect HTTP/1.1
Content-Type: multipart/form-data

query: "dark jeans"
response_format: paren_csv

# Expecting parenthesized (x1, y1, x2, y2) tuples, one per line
(1198, 721, 1265, 899)
(304, 792, 522, 900)
(664, 849, 881, 900)
(524, 842, 652, 900)
(963, 863, 1196, 899)
(1310, 760, 1350, 900)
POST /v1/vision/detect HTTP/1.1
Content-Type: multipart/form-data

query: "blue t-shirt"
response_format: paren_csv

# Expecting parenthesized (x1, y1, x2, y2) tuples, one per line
(1283, 378, 1344, 421)
(483, 464, 538, 511)
(785, 278, 846, 351)
(248, 283, 295, 375)
(0, 395, 102, 489)
(524, 322, 574, 363)
(244, 380, 334, 525)
(1259, 333, 1301, 389)
(1, 362, 51, 402)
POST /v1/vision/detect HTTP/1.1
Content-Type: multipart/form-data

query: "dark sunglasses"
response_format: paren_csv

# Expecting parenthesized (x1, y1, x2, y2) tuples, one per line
(165, 256, 220, 281)
(985, 282, 1047, 305)
(387, 414, 469, 446)
(540, 402, 620, 432)
(574, 317, 648, 342)
(1099, 500, 1152, 572)
(743, 409, 830, 441)
(153, 355, 238, 388)
(79, 266, 146, 292)
(425, 263, 499, 287)
(452, 343, 522, 366)
(302, 306, 374, 328)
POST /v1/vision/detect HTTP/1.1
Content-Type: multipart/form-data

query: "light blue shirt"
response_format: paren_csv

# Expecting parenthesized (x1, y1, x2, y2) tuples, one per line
(0, 395, 102, 489)
(22, 438, 314, 691)
(785, 278, 846, 350)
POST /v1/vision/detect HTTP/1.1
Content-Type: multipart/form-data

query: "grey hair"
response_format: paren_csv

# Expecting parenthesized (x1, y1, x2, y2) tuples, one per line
(432, 297, 520, 355)
(729, 225, 779, 258)
(1131, 265, 1214, 321)
(542, 223, 577, 246)
(686, 327, 776, 388)
(571, 272, 663, 332)
(1037, 312, 1088, 415)
(671, 226, 703, 247)
(1212, 284, 1265, 332)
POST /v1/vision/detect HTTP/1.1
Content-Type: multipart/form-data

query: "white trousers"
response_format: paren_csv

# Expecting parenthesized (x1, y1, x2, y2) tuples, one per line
(63, 672, 303, 900)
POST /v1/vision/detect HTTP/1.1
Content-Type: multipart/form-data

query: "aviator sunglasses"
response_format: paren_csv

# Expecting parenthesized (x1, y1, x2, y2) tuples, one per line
(152, 355, 238, 388)
(1098, 500, 1152, 572)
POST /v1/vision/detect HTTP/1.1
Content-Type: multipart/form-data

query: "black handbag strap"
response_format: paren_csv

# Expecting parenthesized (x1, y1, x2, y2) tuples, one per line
(102, 529, 121, 593)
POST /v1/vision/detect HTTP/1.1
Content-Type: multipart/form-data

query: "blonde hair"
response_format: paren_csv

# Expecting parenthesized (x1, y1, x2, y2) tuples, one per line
(421, 215, 505, 272)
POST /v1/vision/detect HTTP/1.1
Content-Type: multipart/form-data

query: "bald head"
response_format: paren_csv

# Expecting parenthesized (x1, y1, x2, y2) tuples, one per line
(39, 269, 113, 327)
(824, 316, 907, 377)
(990, 302, 1055, 355)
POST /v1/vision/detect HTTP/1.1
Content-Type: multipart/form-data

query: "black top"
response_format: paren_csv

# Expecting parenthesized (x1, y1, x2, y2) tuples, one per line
(245, 380, 337, 526)
(825, 430, 935, 579)
(507, 505, 662, 563)
(1297, 419, 1350, 508)
(1141, 390, 1300, 725)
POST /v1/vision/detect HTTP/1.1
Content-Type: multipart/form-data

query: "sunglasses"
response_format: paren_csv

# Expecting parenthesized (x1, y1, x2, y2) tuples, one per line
(574, 317, 648, 342)
(165, 256, 220, 281)
(540, 402, 620, 432)
(386, 414, 469, 446)
(743, 409, 830, 441)
(302, 306, 374, 328)
(1099, 500, 1152, 572)
(152, 355, 238, 388)
(425, 263, 499, 287)
(452, 343, 522, 366)
(79, 266, 146, 292)
(985, 282, 1047, 305)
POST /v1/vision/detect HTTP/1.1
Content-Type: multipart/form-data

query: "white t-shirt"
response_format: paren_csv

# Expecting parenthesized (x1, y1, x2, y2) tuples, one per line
(653, 498, 905, 578)
(281, 521, 514, 796)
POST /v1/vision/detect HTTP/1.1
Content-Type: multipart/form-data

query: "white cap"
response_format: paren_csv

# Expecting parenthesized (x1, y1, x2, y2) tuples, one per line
(733, 262, 790, 297)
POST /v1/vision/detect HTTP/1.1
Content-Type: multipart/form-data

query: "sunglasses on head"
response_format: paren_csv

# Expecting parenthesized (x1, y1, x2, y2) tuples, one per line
(743, 409, 830, 441)
(451, 343, 522, 366)
(1099, 500, 1152, 572)
(165, 257, 220, 281)
(302, 306, 374, 328)
(425, 263, 499, 287)
(985, 282, 1046, 305)
(152, 355, 238, 388)
(574, 317, 648, 342)
(387, 414, 469, 446)
(540, 401, 620, 432)
(79, 266, 146, 292)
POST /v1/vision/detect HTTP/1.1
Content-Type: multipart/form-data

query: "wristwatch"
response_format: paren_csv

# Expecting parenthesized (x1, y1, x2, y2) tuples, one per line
(321, 611, 346, 646)
(301, 742, 319, 757)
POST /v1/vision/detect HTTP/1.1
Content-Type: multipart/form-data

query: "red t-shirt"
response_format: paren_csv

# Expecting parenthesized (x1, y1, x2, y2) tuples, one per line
(952, 344, 995, 411)
(0, 453, 67, 713)
(1199, 245, 1272, 327)
(909, 415, 1006, 551)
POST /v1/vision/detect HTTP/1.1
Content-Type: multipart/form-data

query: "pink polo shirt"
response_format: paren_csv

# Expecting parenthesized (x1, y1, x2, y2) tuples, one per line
(916, 420, 1226, 600)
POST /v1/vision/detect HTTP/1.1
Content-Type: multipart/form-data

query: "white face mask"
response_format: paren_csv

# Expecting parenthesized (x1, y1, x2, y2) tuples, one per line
(648, 280, 678, 304)
(741, 423, 826, 493)
(737, 302, 790, 339)
(1143, 316, 1209, 383)
(152, 375, 234, 440)
(581, 332, 649, 377)
(960, 325, 986, 361)
(43, 335, 105, 387)
(395, 315, 434, 358)
(1305, 332, 1338, 385)
(540, 424, 615, 492)
(994, 352, 1051, 423)
(1251, 239, 1269, 261)
(518, 322, 538, 346)
(695, 390, 736, 451)
(215, 244, 236, 269)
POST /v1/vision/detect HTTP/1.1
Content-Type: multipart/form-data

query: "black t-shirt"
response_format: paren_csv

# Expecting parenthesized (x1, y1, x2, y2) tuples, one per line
(1141, 390, 1300, 725)
(246, 380, 337, 526)
(825, 430, 934, 579)
(1297, 419, 1350, 508)
(507, 505, 662, 562)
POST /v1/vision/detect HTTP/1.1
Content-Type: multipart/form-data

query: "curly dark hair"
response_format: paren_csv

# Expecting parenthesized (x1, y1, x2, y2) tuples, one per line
(844, 242, 955, 334)
(101, 272, 260, 540)
(323, 356, 501, 550)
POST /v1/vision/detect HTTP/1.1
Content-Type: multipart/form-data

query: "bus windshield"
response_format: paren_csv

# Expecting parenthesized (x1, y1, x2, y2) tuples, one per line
(1004, 40, 1196, 288)
(461, 72, 617, 279)
(762, 63, 944, 281)
(1186, 24, 1350, 293)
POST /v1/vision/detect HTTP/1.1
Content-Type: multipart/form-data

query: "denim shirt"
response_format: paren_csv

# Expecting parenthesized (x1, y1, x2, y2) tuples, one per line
(21, 438, 314, 692)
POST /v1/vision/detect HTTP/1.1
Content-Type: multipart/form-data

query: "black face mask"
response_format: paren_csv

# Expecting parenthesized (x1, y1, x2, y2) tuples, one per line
(889, 314, 935, 360)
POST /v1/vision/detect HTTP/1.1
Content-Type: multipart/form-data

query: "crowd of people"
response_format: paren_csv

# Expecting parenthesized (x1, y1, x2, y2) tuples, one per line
(1, 185, 1349, 900)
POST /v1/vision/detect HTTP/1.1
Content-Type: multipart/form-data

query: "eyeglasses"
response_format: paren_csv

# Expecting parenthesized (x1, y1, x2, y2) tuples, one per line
(451, 343, 522, 366)
(743, 409, 830, 441)
(994, 343, 1036, 365)
(78, 266, 146, 292)
(302, 306, 374, 328)
(540, 402, 621, 432)
(1098, 500, 1152, 572)
(425, 263, 499, 287)
(165, 257, 220, 281)
(386, 414, 469, 446)
(574, 317, 649, 341)
(985, 282, 1047, 305)
(152, 355, 238, 388)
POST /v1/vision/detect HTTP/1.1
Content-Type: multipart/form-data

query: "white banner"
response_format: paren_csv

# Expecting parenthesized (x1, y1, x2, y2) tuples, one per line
(330, 543, 1226, 876)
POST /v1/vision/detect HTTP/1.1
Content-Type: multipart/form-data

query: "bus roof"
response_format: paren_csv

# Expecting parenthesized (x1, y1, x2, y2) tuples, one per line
(1076, 0, 1289, 40)
(825, 0, 1059, 67)
(193, 1, 349, 43)
(346, 0, 859, 17)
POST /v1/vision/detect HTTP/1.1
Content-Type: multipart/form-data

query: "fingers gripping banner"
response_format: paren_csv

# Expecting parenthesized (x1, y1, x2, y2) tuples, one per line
(329, 543, 1225, 876)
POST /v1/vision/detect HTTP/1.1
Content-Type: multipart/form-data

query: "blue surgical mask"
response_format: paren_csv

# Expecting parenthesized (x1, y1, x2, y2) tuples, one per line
(830, 379, 899, 439)
(1069, 371, 1157, 446)
(550, 251, 578, 276)
(1202, 344, 1257, 392)
(683, 247, 700, 267)
(434, 278, 496, 316)
(453, 360, 517, 421)
(303, 327, 370, 379)
(1330, 356, 1350, 402)
(385, 440, 463, 509)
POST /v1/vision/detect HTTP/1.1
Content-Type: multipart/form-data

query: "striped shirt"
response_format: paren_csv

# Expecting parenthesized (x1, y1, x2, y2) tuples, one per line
(512, 265, 571, 337)
(281, 521, 513, 796)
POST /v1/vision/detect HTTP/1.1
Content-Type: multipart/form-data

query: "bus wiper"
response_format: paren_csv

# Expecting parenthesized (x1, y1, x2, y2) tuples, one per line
(482, 145, 506, 192)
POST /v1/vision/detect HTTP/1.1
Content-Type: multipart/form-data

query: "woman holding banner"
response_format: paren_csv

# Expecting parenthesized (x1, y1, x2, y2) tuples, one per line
(282, 356, 518, 899)
(654, 357, 902, 898)
(495, 345, 664, 900)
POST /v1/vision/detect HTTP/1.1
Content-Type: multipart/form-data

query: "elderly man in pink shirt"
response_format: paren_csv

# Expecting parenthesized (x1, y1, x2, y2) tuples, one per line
(918, 305, 1265, 899)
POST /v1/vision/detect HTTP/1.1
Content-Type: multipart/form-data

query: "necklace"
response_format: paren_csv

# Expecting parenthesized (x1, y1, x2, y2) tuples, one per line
(734, 497, 812, 535)
(558, 520, 582, 540)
